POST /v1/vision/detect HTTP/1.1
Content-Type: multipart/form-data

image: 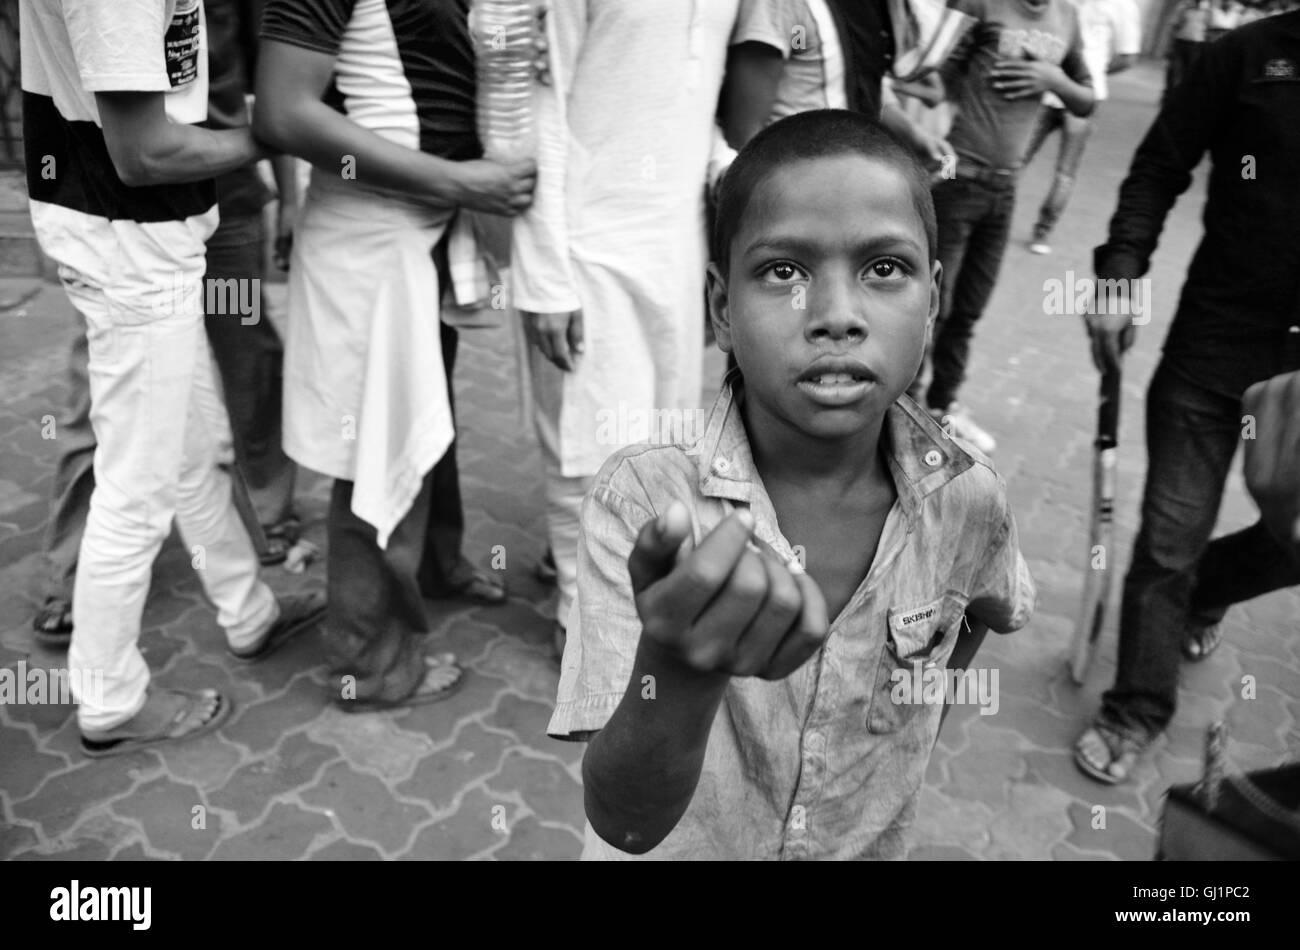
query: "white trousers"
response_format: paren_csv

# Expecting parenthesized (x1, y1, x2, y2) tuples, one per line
(528, 347, 591, 628)
(34, 204, 278, 732)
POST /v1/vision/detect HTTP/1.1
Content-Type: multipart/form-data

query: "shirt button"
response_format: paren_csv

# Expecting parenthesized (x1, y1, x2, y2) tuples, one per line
(712, 457, 731, 475)
(924, 449, 942, 467)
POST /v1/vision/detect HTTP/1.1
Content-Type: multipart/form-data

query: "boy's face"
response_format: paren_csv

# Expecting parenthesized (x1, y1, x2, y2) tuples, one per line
(708, 154, 941, 443)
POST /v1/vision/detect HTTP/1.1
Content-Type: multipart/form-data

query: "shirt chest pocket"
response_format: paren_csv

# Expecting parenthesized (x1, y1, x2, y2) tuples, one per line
(865, 593, 969, 735)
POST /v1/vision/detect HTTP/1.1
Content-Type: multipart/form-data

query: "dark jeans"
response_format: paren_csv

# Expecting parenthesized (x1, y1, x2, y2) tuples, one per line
(324, 320, 472, 703)
(326, 471, 436, 704)
(40, 316, 96, 601)
(1021, 105, 1093, 241)
(419, 321, 475, 595)
(1102, 360, 1300, 736)
(922, 174, 1017, 410)
(203, 211, 296, 528)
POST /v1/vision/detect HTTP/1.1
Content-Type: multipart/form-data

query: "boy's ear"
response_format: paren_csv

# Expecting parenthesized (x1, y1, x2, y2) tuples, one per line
(926, 259, 942, 336)
(706, 261, 733, 353)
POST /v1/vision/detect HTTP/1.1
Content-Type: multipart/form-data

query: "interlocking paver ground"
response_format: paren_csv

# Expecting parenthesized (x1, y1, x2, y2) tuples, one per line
(2, 63, 1297, 860)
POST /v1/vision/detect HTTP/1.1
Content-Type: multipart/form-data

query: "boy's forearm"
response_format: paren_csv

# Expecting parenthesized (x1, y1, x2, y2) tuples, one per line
(940, 617, 990, 732)
(582, 637, 730, 855)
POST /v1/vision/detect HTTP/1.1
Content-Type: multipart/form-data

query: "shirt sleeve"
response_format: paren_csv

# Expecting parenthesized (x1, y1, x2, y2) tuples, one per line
(511, 0, 587, 315)
(730, 0, 799, 58)
(1112, 0, 1142, 56)
(1093, 25, 1241, 280)
(547, 481, 656, 740)
(965, 475, 1036, 634)
(260, 0, 357, 56)
(938, 0, 984, 94)
(62, 0, 169, 92)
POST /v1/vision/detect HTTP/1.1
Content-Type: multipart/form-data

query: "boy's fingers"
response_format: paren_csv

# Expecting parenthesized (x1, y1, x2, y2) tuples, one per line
(730, 550, 804, 675)
(649, 509, 755, 626)
(685, 547, 770, 669)
(760, 568, 830, 680)
(628, 501, 693, 595)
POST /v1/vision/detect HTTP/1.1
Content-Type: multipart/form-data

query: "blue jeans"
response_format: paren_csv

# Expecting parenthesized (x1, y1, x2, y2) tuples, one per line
(1102, 360, 1300, 736)
(924, 174, 1017, 410)
(1021, 105, 1093, 241)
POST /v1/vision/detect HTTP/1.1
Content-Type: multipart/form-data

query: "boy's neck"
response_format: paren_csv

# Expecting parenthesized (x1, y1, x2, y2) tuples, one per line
(740, 396, 891, 495)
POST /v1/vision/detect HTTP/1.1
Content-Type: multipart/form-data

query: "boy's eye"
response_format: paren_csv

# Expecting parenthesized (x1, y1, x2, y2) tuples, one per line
(760, 261, 806, 283)
(866, 258, 908, 280)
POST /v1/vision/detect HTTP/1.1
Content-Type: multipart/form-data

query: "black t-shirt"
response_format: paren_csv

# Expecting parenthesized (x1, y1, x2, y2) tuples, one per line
(261, 0, 481, 161)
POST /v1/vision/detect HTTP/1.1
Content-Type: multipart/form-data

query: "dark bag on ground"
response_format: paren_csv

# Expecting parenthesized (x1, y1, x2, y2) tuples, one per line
(1156, 723, 1300, 860)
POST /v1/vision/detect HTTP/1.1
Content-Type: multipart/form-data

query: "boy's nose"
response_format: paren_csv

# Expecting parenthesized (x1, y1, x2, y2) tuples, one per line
(805, 281, 869, 343)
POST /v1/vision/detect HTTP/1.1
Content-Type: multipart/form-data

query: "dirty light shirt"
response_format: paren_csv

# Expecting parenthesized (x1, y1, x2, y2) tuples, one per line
(548, 383, 1036, 860)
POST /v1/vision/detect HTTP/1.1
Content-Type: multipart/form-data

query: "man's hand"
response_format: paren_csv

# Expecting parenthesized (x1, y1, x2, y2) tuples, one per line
(913, 128, 957, 180)
(628, 502, 829, 680)
(523, 310, 584, 371)
(991, 55, 1065, 100)
(449, 158, 537, 216)
(1242, 369, 1300, 551)
(1083, 280, 1137, 372)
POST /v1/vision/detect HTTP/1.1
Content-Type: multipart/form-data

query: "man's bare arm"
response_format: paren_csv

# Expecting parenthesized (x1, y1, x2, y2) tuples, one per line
(95, 91, 264, 187)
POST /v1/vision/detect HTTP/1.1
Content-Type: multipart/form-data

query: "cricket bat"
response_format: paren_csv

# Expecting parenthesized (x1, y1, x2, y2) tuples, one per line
(1069, 364, 1121, 684)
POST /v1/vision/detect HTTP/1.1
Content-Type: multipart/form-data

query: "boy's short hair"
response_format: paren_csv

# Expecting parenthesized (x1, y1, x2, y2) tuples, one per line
(712, 110, 938, 274)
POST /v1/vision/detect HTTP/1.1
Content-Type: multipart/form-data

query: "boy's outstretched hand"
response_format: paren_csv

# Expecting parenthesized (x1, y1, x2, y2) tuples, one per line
(628, 502, 829, 680)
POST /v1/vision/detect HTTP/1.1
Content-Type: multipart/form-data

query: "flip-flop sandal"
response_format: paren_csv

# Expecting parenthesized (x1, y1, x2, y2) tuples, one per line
(258, 515, 302, 567)
(337, 653, 466, 714)
(1073, 720, 1157, 785)
(229, 590, 328, 662)
(81, 687, 232, 758)
(1182, 621, 1224, 662)
(460, 570, 507, 605)
(33, 597, 74, 648)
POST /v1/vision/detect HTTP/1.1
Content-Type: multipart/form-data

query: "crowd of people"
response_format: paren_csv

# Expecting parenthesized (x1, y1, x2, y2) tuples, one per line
(16, 0, 1299, 858)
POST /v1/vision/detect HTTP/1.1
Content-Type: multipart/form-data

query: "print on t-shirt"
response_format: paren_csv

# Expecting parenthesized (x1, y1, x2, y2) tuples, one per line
(994, 26, 1067, 62)
(167, 0, 202, 88)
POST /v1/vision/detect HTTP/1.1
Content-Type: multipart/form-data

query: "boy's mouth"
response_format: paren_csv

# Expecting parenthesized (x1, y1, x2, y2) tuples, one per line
(796, 359, 877, 406)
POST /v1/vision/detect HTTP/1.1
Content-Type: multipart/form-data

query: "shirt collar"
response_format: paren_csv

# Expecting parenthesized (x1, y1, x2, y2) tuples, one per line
(692, 371, 975, 520)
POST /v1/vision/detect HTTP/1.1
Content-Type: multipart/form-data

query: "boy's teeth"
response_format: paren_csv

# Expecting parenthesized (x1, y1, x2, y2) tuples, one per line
(813, 373, 856, 384)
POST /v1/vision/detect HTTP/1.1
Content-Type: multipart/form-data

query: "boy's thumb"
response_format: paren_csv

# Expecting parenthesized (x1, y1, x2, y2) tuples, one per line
(628, 501, 692, 594)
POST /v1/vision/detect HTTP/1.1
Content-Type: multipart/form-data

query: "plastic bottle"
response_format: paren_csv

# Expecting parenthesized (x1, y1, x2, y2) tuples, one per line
(469, 0, 541, 163)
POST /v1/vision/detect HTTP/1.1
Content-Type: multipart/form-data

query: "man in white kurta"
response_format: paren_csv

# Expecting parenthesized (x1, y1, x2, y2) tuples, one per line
(514, 0, 743, 648)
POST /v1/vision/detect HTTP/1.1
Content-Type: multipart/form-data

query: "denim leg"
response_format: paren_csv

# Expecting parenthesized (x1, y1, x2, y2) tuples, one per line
(1035, 113, 1092, 238)
(910, 178, 983, 403)
(1188, 519, 1300, 623)
(1101, 362, 1242, 736)
(1021, 105, 1063, 169)
(41, 315, 96, 603)
(419, 321, 471, 594)
(202, 212, 297, 528)
(927, 180, 1014, 410)
(324, 471, 435, 704)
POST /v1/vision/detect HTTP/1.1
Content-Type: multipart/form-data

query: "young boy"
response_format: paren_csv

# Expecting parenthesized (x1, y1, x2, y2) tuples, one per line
(1022, 0, 1141, 255)
(917, 0, 1096, 453)
(547, 110, 1036, 860)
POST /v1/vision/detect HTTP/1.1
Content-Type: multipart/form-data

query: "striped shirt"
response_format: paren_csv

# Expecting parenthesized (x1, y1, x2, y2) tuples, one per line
(260, 0, 480, 162)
